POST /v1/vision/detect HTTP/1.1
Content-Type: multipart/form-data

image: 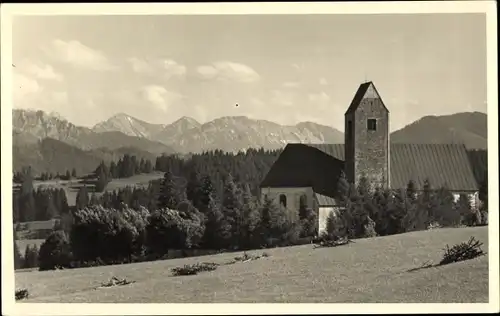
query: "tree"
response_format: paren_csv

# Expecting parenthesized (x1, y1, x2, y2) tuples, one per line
(19, 173, 37, 222)
(65, 170, 71, 180)
(419, 179, 438, 226)
(479, 174, 488, 211)
(299, 194, 318, 238)
(14, 231, 23, 269)
(402, 180, 428, 232)
(89, 193, 99, 206)
(71, 168, 77, 178)
(95, 163, 110, 192)
(186, 170, 203, 211)
(144, 159, 153, 173)
(75, 185, 89, 210)
(38, 230, 72, 271)
(58, 188, 70, 215)
(157, 171, 181, 209)
(42, 192, 57, 220)
(221, 174, 244, 249)
(146, 207, 205, 256)
(434, 185, 460, 227)
(202, 195, 230, 249)
(456, 193, 479, 226)
(23, 244, 39, 269)
(109, 161, 118, 178)
(239, 184, 262, 249)
(324, 210, 347, 240)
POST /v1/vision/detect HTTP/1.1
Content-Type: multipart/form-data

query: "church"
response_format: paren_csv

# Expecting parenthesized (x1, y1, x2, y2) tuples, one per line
(259, 81, 483, 234)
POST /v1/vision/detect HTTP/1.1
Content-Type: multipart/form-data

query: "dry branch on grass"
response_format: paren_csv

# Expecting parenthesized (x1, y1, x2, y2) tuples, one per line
(407, 236, 486, 272)
(225, 252, 270, 265)
(171, 262, 219, 276)
(439, 236, 486, 265)
(99, 276, 135, 288)
(313, 237, 354, 249)
(15, 288, 29, 301)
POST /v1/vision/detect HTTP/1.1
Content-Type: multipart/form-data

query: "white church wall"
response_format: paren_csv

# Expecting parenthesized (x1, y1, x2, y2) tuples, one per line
(260, 186, 315, 214)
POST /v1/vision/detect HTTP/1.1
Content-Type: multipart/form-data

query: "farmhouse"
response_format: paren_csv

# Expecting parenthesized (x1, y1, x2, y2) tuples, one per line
(260, 81, 484, 234)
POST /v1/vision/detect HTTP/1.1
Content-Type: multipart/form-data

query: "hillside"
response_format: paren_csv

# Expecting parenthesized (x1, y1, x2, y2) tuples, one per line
(11, 110, 487, 175)
(12, 136, 159, 176)
(13, 109, 173, 155)
(14, 226, 488, 303)
(391, 112, 487, 149)
(12, 137, 103, 176)
(93, 113, 167, 139)
(92, 113, 345, 153)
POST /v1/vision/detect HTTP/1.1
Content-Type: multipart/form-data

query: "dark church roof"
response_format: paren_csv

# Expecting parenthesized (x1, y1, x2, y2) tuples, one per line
(345, 81, 390, 115)
(260, 143, 480, 194)
(260, 143, 345, 198)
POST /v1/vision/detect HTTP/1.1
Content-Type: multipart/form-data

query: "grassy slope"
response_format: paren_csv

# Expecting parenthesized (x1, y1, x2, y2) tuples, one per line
(15, 226, 488, 303)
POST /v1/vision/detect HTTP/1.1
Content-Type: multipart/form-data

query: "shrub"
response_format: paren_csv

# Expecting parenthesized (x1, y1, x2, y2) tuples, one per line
(38, 230, 72, 271)
(70, 205, 148, 264)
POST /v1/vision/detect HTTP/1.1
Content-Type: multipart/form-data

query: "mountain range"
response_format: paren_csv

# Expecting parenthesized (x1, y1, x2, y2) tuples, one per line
(12, 109, 487, 175)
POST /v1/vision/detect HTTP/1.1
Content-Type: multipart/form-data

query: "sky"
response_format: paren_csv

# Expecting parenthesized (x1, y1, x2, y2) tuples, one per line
(12, 13, 487, 131)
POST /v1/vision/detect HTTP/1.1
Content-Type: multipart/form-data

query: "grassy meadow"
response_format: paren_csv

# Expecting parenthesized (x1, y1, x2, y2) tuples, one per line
(15, 226, 488, 303)
(13, 172, 165, 207)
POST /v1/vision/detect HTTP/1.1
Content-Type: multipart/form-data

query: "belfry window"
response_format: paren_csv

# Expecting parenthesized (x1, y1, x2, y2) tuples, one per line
(279, 194, 287, 208)
(367, 119, 377, 131)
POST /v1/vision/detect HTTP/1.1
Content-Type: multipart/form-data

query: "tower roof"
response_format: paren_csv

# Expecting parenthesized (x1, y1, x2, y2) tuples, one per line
(345, 81, 389, 115)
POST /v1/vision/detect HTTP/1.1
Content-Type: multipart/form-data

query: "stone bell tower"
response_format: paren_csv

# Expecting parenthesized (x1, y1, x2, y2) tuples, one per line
(344, 81, 390, 189)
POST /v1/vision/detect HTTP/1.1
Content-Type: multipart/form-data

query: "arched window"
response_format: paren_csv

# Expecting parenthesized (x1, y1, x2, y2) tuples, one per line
(279, 194, 287, 208)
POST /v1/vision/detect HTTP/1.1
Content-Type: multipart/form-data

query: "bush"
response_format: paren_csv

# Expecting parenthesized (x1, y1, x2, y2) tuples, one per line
(38, 230, 72, 271)
(70, 205, 148, 264)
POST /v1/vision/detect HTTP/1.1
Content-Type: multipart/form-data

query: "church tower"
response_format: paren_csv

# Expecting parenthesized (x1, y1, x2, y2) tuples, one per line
(344, 81, 390, 189)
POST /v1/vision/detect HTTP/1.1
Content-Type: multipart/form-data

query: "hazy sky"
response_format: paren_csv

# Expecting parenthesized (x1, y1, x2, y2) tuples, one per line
(12, 13, 486, 131)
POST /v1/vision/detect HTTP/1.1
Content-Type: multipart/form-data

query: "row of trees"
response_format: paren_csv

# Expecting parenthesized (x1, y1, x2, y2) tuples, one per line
(154, 148, 281, 197)
(13, 183, 69, 223)
(13, 167, 78, 184)
(98, 154, 155, 179)
(20, 168, 487, 271)
(323, 174, 487, 241)
(29, 170, 318, 270)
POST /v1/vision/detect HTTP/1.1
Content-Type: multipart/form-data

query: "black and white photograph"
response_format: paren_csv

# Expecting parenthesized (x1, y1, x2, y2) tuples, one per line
(1, 1, 498, 314)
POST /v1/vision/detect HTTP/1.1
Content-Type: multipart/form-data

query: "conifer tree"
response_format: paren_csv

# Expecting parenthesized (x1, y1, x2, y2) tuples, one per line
(240, 183, 261, 248)
(186, 170, 203, 211)
(157, 171, 181, 209)
(19, 173, 37, 222)
(221, 173, 243, 249)
(14, 231, 23, 270)
(75, 185, 89, 210)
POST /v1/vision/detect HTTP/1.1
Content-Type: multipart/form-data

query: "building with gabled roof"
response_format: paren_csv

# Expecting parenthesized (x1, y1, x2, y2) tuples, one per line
(259, 81, 484, 234)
